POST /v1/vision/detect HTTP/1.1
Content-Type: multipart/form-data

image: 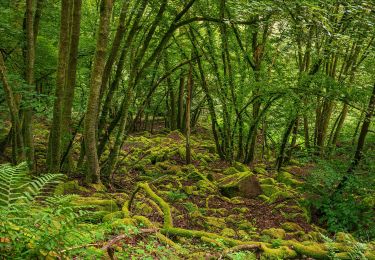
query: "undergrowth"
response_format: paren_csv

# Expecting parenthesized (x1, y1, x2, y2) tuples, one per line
(304, 159, 375, 240)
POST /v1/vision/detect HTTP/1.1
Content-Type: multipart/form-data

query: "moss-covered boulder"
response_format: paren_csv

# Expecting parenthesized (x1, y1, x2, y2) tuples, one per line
(220, 228, 236, 238)
(54, 180, 90, 195)
(204, 216, 226, 230)
(261, 228, 286, 239)
(261, 244, 297, 259)
(281, 222, 303, 232)
(276, 171, 302, 187)
(217, 172, 262, 198)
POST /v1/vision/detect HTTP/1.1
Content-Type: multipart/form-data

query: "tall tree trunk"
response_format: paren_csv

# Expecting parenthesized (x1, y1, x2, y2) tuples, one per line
(84, 0, 113, 184)
(61, 0, 82, 171)
(177, 74, 185, 131)
(23, 0, 36, 170)
(348, 84, 375, 172)
(331, 103, 349, 147)
(0, 54, 24, 163)
(99, 0, 130, 97)
(185, 64, 193, 165)
(276, 117, 297, 171)
(48, 0, 72, 172)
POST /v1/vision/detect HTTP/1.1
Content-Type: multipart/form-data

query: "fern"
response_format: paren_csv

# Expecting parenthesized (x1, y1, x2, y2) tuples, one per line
(0, 162, 64, 209)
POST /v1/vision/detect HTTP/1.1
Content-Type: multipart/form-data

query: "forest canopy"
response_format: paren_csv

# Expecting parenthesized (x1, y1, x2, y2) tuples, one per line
(0, 0, 374, 259)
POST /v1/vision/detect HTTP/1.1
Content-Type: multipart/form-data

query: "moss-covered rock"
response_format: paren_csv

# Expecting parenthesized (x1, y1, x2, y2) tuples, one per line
(276, 171, 302, 187)
(281, 222, 303, 232)
(233, 161, 248, 172)
(261, 244, 297, 259)
(54, 180, 89, 195)
(260, 184, 280, 197)
(205, 217, 227, 230)
(221, 228, 236, 238)
(261, 228, 286, 239)
(259, 177, 276, 185)
(217, 172, 262, 198)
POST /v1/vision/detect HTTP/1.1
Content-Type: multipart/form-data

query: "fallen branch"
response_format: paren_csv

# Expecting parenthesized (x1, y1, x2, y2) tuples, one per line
(101, 228, 158, 250)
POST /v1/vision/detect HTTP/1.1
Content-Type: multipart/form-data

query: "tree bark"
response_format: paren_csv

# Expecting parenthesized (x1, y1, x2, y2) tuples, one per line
(0, 54, 24, 163)
(23, 0, 36, 170)
(48, 0, 72, 172)
(348, 84, 375, 172)
(84, 0, 113, 183)
(185, 64, 193, 164)
(61, 0, 82, 171)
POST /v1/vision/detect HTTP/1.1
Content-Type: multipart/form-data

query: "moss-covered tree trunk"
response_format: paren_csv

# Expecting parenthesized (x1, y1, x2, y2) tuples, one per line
(23, 0, 36, 171)
(84, 0, 113, 183)
(185, 64, 193, 165)
(0, 54, 24, 164)
(61, 0, 82, 172)
(48, 0, 72, 172)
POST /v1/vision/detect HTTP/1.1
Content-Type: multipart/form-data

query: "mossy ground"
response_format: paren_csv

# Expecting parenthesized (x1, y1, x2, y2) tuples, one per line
(2, 126, 374, 259)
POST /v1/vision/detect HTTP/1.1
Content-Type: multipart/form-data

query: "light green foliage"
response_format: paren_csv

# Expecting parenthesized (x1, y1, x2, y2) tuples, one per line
(0, 162, 64, 209)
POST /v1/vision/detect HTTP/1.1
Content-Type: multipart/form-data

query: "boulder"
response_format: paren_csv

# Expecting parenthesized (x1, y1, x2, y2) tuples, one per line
(217, 172, 262, 198)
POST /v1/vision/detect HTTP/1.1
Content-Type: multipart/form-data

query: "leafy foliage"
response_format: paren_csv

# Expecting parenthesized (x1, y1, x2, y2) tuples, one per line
(304, 160, 375, 239)
(0, 162, 64, 209)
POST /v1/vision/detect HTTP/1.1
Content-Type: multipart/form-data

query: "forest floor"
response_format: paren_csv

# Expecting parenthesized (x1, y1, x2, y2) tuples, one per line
(1, 123, 375, 259)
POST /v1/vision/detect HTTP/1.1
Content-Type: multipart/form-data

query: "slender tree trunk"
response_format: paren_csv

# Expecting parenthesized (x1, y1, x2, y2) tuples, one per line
(48, 0, 72, 172)
(348, 84, 375, 172)
(61, 0, 82, 171)
(177, 74, 185, 131)
(185, 64, 193, 164)
(99, 0, 129, 97)
(0, 54, 24, 163)
(276, 117, 297, 171)
(23, 0, 36, 170)
(84, 0, 113, 184)
(331, 103, 349, 146)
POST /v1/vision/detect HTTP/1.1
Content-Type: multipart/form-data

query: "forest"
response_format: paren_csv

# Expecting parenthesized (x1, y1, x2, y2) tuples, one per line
(0, 0, 374, 259)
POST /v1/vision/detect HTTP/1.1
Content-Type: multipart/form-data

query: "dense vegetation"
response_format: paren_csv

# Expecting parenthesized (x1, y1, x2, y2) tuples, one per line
(0, 0, 374, 259)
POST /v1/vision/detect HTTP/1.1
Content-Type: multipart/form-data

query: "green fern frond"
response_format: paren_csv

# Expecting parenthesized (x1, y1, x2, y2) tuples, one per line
(0, 162, 64, 209)
(0, 162, 30, 208)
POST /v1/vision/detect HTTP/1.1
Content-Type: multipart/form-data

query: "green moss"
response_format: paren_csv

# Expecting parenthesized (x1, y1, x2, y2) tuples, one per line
(197, 179, 217, 194)
(72, 197, 119, 212)
(335, 232, 356, 243)
(221, 228, 237, 238)
(238, 222, 256, 232)
(259, 177, 276, 185)
(261, 228, 286, 239)
(205, 216, 227, 229)
(260, 184, 280, 197)
(260, 244, 297, 259)
(285, 241, 328, 259)
(183, 186, 196, 195)
(223, 167, 239, 175)
(276, 171, 302, 187)
(136, 202, 153, 215)
(254, 167, 268, 175)
(218, 172, 261, 198)
(54, 180, 89, 195)
(281, 222, 303, 232)
(102, 211, 124, 222)
(237, 230, 249, 239)
(233, 161, 248, 172)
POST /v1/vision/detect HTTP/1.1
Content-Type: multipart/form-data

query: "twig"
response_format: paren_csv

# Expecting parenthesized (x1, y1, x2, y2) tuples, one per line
(101, 228, 158, 250)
